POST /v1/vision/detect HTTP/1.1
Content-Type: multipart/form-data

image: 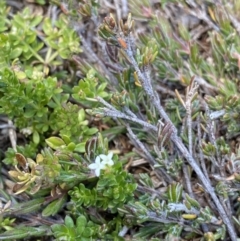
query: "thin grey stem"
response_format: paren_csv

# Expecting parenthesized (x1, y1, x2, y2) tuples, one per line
(186, 106, 193, 156)
(125, 40, 155, 101)
(182, 163, 194, 198)
(123, 41, 237, 240)
(203, 101, 221, 167)
(203, 103, 233, 228)
(126, 125, 155, 166)
(185, 80, 198, 156)
(170, 133, 237, 241)
(123, 106, 138, 118)
(121, 0, 128, 18)
(76, 30, 118, 86)
(126, 125, 173, 183)
(98, 100, 237, 240)
(197, 115, 209, 180)
(96, 96, 118, 111)
(99, 107, 157, 131)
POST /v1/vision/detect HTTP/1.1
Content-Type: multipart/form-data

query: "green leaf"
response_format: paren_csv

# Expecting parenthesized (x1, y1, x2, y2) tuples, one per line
(84, 128, 98, 136)
(61, 135, 71, 145)
(59, 49, 69, 59)
(65, 215, 74, 228)
(185, 194, 201, 209)
(51, 224, 69, 239)
(33, 130, 40, 144)
(82, 227, 94, 238)
(42, 18, 52, 36)
(45, 137, 66, 150)
(10, 198, 45, 215)
(78, 108, 86, 122)
(42, 195, 67, 217)
(75, 143, 85, 152)
(24, 108, 36, 118)
(67, 142, 76, 151)
(51, 223, 62, 233)
(9, 48, 23, 59)
(0, 227, 48, 240)
(31, 15, 43, 27)
(167, 183, 183, 203)
(76, 216, 87, 235)
(15, 71, 26, 80)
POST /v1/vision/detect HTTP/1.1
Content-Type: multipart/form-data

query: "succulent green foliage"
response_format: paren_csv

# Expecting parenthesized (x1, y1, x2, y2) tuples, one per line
(0, 2, 89, 153)
(2, 7, 81, 66)
(50, 104, 98, 152)
(202, 141, 217, 157)
(4, 132, 138, 239)
(0, 2, 9, 33)
(0, 26, 93, 155)
(52, 215, 100, 241)
(0, 217, 15, 232)
(51, 213, 125, 241)
(72, 69, 110, 107)
(9, 8, 44, 61)
(42, 15, 81, 60)
(3, 143, 37, 165)
(69, 161, 137, 213)
(184, 193, 200, 210)
(0, 69, 65, 142)
(0, 1, 86, 149)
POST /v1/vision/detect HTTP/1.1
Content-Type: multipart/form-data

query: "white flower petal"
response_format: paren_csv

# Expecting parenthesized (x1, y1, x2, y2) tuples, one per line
(107, 159, 114, 166)
(88, 163, 97, 170)
(108, 152, 113, 159)
(99, 154, 107, 161)
(95, 156, 101, 164)
(100, 152, 114, 168)
(95, 168, 101, 177)
(88, 156, 106, 176)
(102, 159, 114, 166)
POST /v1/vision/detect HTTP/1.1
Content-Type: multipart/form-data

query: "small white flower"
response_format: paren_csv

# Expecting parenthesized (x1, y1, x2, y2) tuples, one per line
(88, 152, 114, 177)
(99, 152, 114, 168)
(88, 156, 105, 177)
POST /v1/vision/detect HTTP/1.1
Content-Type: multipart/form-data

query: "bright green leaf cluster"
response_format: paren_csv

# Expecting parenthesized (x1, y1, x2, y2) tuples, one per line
(52, 215, 100, 241)
(69, 162, 137, 213)
(50, 104, 98, 152)
(72, 69, 110, 107)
